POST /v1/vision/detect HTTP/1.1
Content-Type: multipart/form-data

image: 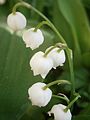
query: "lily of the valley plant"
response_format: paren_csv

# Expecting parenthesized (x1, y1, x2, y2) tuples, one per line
(7, 1, 81, 120)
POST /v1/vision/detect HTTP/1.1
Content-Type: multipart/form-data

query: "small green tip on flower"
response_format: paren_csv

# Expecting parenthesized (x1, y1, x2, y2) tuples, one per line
(55, 43, 67, 49)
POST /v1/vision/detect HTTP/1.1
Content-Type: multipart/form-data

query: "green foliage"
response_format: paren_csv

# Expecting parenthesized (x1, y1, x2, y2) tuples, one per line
(0, 0, 90, 120)
(73, 104, 90, 120)
(0, 27, 54, 120)
(82, 0, 90, 8)
(53, 0, 90, 67)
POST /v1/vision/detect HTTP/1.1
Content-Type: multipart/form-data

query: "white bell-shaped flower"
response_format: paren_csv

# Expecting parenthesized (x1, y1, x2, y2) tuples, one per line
(7, 12, 27, 31)
(46, 46, 66, 69)
(0, 0, 6, 5)
(30, 51, 53, 78)
(28, 82, 52, 107)
(48, 104, 72, 120)
(22, 28, 44, 50)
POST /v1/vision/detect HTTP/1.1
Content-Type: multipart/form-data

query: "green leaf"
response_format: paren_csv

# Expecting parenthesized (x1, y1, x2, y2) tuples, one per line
(53, 0, 90, 62)
(0, 27, 53, 120)
(82, 52, 90, 68)
(30, 0, 45, 20)
(18, 105, 45, 120)
(17, 96, 61, 120)
(82, 0, 90, 8)
(53, 1, 75, 49)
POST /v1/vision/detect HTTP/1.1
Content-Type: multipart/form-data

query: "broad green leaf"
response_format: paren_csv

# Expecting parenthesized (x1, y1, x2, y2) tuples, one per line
(18, 105, 45, 120)
(30, 0, 45, 20)
(54, 0, 90, 55)
(17, 97, 62, 120)
(53, 0, 81, 66)
(53, 1, 74, 49)
(82, 52, 90, 68)
(0, 27, 53, 120)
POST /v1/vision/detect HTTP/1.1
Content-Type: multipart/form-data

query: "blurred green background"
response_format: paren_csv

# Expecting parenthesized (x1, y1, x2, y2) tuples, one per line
(0, 0, 90, 120)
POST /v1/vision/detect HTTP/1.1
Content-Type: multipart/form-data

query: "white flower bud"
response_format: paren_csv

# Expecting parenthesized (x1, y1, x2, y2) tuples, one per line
(22, 28, 44, 50)
(46, 46, 66, 69)
(7, 12, 27, 31)
(30, 51, 53, 79)
(28, 82, 52, 107)
(48, 104, 72, 120)
(0, 0, 6, 5)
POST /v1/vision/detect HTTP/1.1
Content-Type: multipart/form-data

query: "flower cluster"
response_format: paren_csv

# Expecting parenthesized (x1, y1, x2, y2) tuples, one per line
(7, 7, 73, 120)
(7, 11, 66, 78)
(27, 70, 72, 120)
(28, 82, 72, 120)
(30, 48, 65, 78)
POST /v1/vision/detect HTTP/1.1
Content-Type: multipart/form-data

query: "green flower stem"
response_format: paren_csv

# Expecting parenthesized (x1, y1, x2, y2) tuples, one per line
(64, 93, 81, 112)
(43, 80, 70, 90)
(12, 1, 75, 96)
(44, 46, 56, 57)
(12, 1, 66, 44)
(12, 2, 25, 14)
(33, 21, 51, 32)
(44, 43, 67, 57)
(52, 95, 69, 104)
(66, 48, 75, 95)
(55, 43, 67, 49)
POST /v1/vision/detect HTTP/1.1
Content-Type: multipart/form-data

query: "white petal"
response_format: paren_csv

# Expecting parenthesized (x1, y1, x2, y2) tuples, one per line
(22, 28, 44, 50)
(30, 51, 53, 78)
(28, 82, 52, 107)
(46, 46, 66, 68)
(48, 104, 72, 120)
(7, 12, 27, 31)
(60, 63, 63, 66)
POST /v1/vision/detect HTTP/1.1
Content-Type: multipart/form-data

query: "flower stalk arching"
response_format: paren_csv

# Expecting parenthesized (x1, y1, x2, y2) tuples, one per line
(33, 21, 51, 32)
(66, 48, 75, 96)
(55, 43, 67, 49)
(43, 43, 67, 57)
(12, 1, 75, 96)
(64, 93, 81, 112)
(44, 46, 56, 57)
(12, 1, 66, 44)
(52, 94, 70, 104)
(43, 80, 70, 90)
